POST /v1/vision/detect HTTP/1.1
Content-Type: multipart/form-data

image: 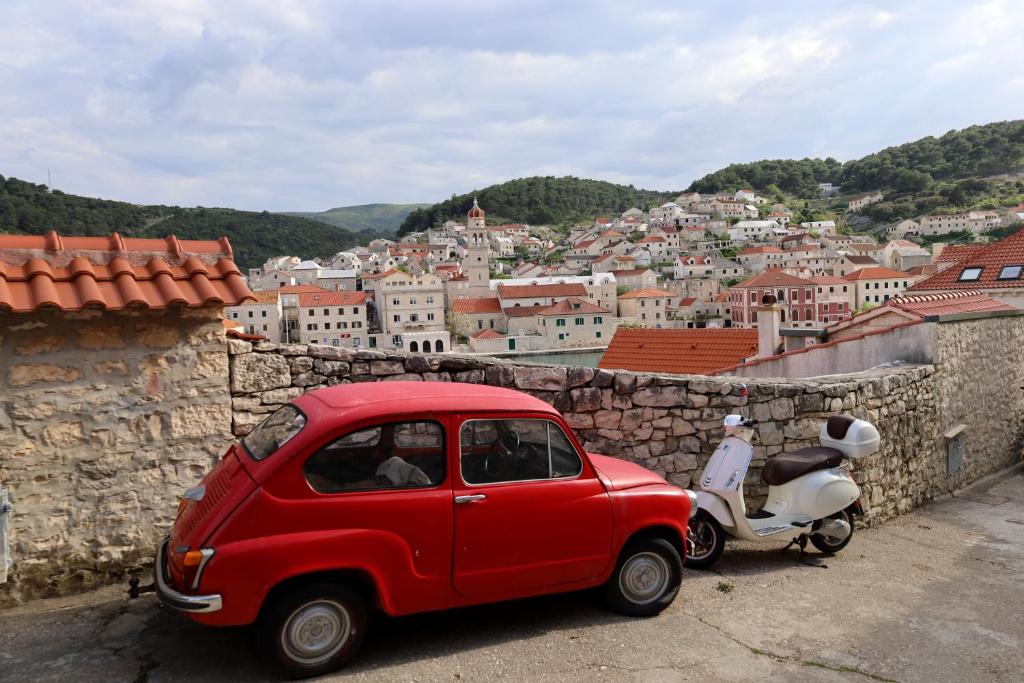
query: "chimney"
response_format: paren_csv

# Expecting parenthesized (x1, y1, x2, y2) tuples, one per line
(757, 298, 783, 358)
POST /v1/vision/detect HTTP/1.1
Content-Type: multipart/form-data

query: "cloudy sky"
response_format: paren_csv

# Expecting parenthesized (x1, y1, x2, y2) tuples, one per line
(2, 1, 1022, 212)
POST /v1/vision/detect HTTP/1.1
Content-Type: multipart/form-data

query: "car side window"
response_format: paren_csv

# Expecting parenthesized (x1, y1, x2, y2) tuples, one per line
(460, 419, 583, 485)
(304, 421, 445, 493)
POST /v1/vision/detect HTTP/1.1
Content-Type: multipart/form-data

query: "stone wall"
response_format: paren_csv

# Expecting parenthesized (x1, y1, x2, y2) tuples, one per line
(0, 308, 233, 605)
(228, 340, 949, 521)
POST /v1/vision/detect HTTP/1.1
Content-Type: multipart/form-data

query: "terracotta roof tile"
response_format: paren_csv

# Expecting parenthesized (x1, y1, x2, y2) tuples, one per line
(497, 283, 588, 299)
(297, 291, 368, 306)
(617, 288, 674, 299)
(735, 269, 813, 288)
(934, 243, 987, 264)
(843, 267, 908, 281)
(599, 328, 759, 376)
(537, 297, 609, 316)
(279, 284, 332, 294)
(503, 304, 545, 318)
(470, 328, 506, 340)
(887, 290, 1016, 316)
(0, 231, 252, 313)
(452, 296, 503, 314)
(250, 290, 281, 304)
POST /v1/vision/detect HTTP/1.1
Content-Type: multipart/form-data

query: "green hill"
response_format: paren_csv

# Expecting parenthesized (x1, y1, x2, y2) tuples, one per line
(0, 174, 360, 268)
(397, 176, 677, 236)
(688, 120, 1024, 201)
(285, 203, 429, 236)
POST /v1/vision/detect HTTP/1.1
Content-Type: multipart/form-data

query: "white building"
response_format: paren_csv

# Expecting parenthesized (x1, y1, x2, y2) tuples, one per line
(296, 291, 369, 348)
(226, 290, 284, 341)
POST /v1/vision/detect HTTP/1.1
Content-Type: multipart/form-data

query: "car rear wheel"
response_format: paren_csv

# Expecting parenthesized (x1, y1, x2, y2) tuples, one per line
(258, 582, 368, 680)
(605, 537, 682, 617)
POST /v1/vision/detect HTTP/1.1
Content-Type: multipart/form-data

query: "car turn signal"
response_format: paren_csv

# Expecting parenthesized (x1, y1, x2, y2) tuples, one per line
(183, 550, 205, 567)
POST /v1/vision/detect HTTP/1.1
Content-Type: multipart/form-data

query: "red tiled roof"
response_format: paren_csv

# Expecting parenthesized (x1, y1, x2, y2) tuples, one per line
(903, 264, 937, 277)
(735, 269, 813, 288)
(537, 297, 608, 315)
(599, 328, 759, 376)
(617, 288, 674, 299)
(887, 290, 1015, 316)
(845, 255, 880, 265)
(250, 290, 281, 303)
(843, 267, 907, 281)
(636, 236, 665, 243)
(911, 229, 1024, 291)
(935, 244, 986, 264)
(470, 328, 506, 340)
(503, 304, 545, 318)
(808, 275, 848, 285)
(297, 291, 368, 306)
(679, 297, 698, 306)
(361, 269, 399, 280)
(279, 284, 331, 294)
(497, 283, 588, 299)
(611, 269, 648, 277)
(452, 296, 502, 314)
(0, 231, 252, 313)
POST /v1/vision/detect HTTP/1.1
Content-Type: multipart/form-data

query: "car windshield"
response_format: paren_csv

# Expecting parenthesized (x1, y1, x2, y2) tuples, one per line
(242, 405, 307, 461)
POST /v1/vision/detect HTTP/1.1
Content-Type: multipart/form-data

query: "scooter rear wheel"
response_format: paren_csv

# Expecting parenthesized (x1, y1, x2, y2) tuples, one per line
(684, 511, 725, 569)
(810, 509, 855, 554)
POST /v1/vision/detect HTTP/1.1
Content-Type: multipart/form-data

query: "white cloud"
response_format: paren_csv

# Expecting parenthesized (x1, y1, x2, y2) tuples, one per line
(0, 0, 1021, 211)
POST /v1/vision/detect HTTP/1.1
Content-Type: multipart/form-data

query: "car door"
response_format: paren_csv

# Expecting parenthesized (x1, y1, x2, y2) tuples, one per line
(452, 414, 613, 600)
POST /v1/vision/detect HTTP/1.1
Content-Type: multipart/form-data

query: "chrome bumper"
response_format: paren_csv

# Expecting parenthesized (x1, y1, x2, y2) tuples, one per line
(154, 539, 223, 613)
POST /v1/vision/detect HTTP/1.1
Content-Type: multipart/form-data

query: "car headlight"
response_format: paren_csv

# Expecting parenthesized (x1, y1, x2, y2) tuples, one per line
(684, 489, 698, 519)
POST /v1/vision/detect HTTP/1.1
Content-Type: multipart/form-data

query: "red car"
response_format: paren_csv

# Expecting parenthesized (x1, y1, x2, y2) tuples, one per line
(155, 383, 695, 678)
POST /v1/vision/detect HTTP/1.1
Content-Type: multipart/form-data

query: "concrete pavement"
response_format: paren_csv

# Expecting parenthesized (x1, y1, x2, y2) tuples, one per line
(1, 471, 1022, 682)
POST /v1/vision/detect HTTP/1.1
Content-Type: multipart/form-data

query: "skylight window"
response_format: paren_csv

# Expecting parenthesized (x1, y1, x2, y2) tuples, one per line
(997, 265, 1023, 280)
(958, 267, 983, 282)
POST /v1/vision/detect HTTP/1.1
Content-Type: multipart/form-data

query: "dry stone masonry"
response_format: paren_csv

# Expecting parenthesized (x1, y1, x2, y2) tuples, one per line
(229, 341, 954, 520)
(0, 308, 233, 605)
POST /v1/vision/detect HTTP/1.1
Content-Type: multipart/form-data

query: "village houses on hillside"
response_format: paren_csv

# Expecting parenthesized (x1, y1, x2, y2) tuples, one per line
(226, 189, 1023, 366)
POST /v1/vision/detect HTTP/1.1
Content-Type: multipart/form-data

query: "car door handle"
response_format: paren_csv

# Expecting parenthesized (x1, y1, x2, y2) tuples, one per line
(454, 494, 487, 505)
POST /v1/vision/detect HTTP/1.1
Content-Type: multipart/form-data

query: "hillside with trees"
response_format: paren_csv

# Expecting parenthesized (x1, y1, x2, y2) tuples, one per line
(0, 175, 361, 268)
(398, 176, 676, 235)
(284, 202, 429, 235)
(688, 120, 1024, 200)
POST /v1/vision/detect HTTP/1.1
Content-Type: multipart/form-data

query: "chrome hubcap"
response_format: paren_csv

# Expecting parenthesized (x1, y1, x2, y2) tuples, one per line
(619, 552, 670, 604)
(281, 600, 350, 665)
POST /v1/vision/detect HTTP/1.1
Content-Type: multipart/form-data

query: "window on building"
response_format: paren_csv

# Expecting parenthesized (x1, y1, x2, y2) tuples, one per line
(323, 308, 329, 316)
(247, 311, 254, 318)
(478, 320, 484, 330)
(410, 314, 419, 322)
(958, 267, 983, 281)
(574, 317, 584, 325)
(393, 315, 401, 322)
(392, 298, 400, 305)
(410, 298, 417, 305)
(427, 313, 435, 321)
(232, 312, 238, 319)
(262, 325, 268, 331)
(338, 308, 344, 315)
(556, 318, 566, 327)
(593, 316, 603, 324)
(307, 323, 317, 331)
(353, 322, 362, 329)
(261, 310, 267, 318)
(596, 331, 602, 339)
(558, 333, 565, 340)
(998, 265, 1022, 280)
(324, 322, 331, 330)
(308, 309, 314, 316)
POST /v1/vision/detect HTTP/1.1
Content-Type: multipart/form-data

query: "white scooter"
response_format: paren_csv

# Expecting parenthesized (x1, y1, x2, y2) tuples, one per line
(685, 413, 880, 568)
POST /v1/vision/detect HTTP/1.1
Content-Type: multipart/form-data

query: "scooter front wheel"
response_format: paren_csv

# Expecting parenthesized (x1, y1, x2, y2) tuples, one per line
(684, 511, 725, 569)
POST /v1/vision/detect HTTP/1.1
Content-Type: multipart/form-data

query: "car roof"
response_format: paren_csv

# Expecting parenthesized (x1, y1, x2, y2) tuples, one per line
(295, 381, 560, 417)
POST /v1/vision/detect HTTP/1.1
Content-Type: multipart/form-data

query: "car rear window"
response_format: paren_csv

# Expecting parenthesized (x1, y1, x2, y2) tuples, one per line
(242, 405, 307, 461)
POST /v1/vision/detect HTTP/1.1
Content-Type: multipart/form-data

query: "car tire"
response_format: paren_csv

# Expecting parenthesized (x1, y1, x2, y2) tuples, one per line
(683, 511, 725, 570)
(605, 537, 682, 617)
(258, 582, 368, 680)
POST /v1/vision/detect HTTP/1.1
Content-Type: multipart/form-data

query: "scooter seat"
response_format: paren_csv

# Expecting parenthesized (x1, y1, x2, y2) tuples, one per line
(761, 447, 845, 486)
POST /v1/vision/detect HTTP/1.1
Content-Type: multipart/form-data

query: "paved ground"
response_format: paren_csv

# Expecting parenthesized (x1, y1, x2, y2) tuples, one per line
(2, 471, 1023, 682)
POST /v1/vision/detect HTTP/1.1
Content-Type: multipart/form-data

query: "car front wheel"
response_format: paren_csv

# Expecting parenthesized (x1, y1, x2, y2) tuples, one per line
(258, 582, 368, 680)
(605, 537, 682, 617)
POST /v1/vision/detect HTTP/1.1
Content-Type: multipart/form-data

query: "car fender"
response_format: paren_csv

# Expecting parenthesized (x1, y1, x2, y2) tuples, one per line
(608, 485, 690, 566)
(696, 490, 735, 528)
(196, 528, 448, 625)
